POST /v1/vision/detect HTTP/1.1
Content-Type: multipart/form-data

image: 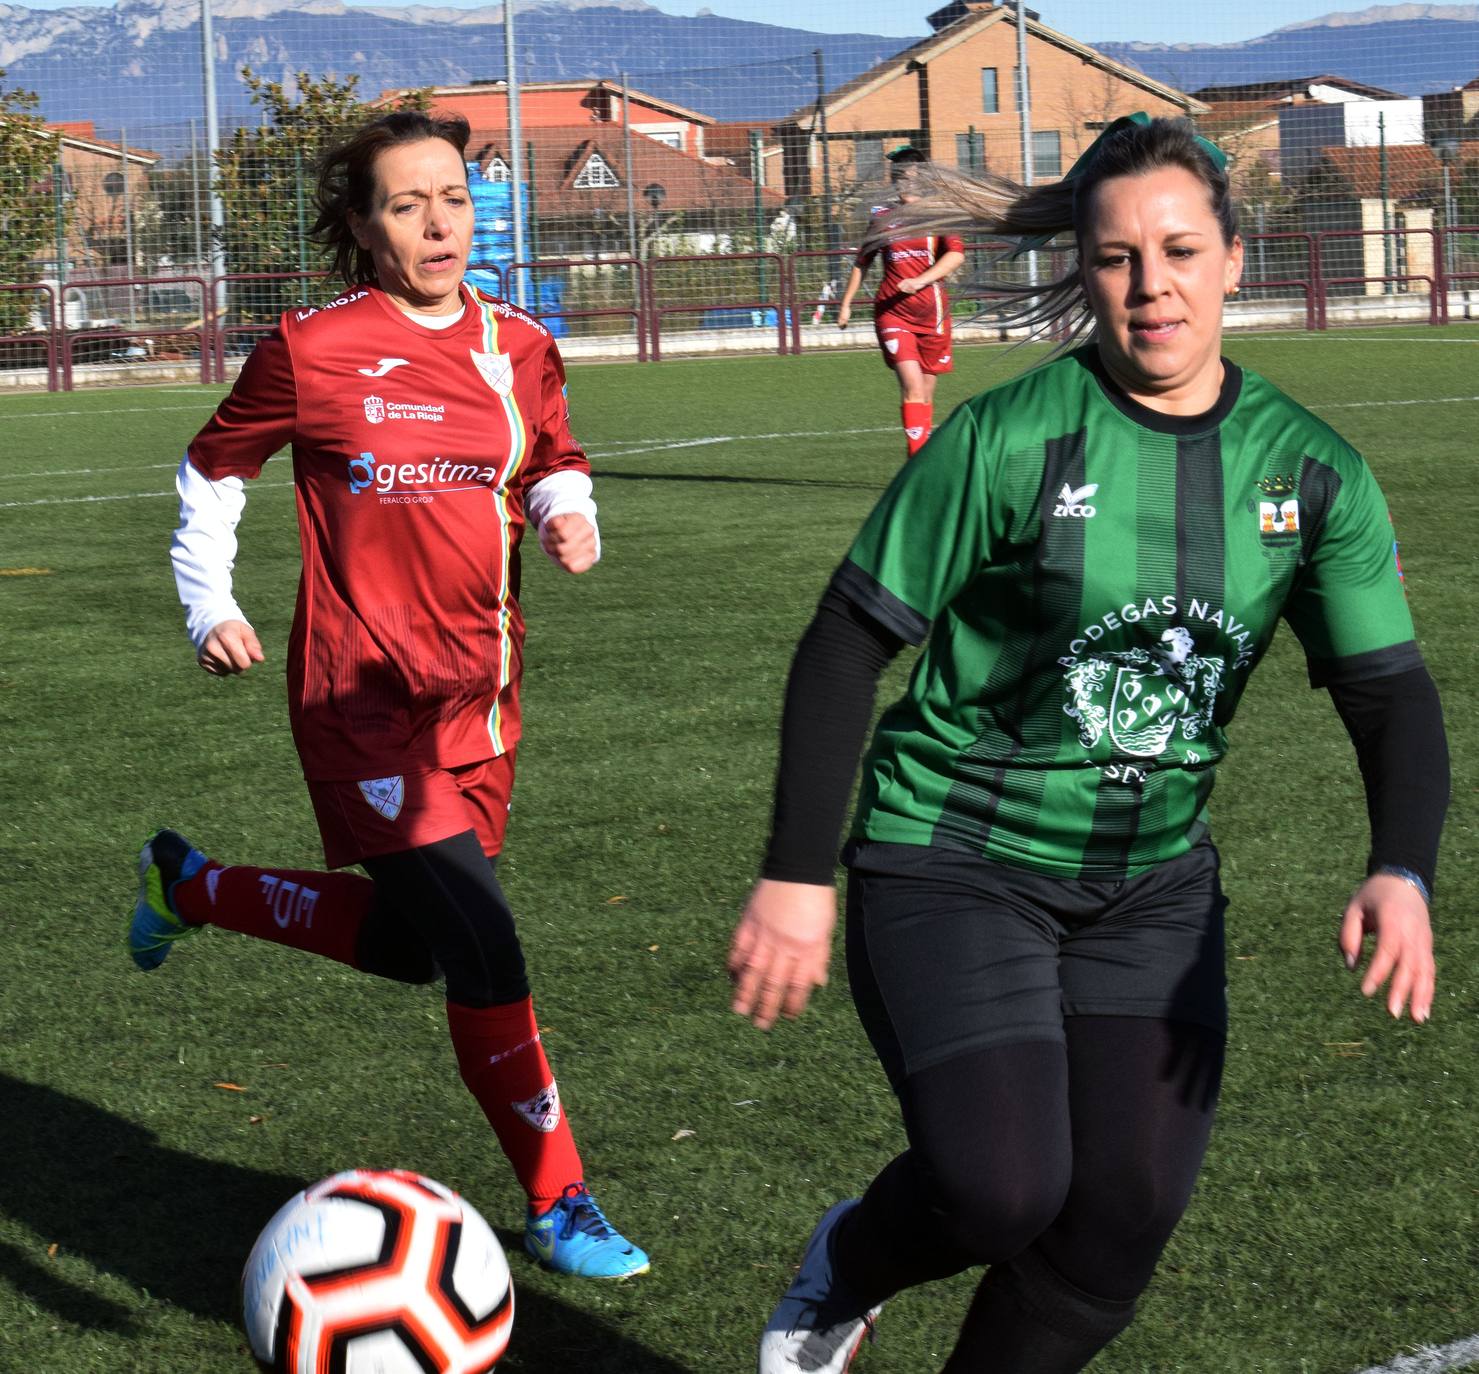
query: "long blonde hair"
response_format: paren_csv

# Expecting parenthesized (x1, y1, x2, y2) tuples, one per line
(871, 116, 1238, 344)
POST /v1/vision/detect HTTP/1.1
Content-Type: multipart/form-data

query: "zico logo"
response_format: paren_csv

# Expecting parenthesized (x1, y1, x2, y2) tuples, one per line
(1053, 482, 1099, 518)
(348, 451, 500, 498)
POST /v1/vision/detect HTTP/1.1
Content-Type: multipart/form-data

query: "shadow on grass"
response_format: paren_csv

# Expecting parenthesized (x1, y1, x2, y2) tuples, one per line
(0, 1074, 692, 1371)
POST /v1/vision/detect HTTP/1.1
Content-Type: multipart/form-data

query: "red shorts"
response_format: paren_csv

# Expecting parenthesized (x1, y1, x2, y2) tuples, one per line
(875, 320, 953, 375)
(306, 752, 516, 869)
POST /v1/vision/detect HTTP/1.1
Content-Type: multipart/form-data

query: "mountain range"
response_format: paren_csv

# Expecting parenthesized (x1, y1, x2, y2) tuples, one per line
(1093, 4, 1479, 96)
(1, 0, 1475, 151)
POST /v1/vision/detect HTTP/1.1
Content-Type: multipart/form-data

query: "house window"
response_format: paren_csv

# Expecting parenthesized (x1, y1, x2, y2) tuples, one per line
(956, 132, 986, 174)
(981, 68, 999, 114)
(854, 139, 885, 183)
(486, 156, 510, 183)
(1031, 130, 1061, 180)
(574, 152, 620, 189)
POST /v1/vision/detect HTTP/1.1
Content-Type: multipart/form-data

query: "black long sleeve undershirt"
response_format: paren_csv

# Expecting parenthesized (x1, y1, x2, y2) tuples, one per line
(763, 587, 1450, 899)
(1327, 664, 1449, 899)
(761, 585, 903, 884)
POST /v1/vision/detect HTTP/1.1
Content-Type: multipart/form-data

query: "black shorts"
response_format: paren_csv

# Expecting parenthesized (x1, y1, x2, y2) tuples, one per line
(844, 839, 1228, 1090)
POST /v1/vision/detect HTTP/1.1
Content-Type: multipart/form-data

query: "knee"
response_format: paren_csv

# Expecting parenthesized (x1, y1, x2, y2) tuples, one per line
(921, 1146, 1069, 1264)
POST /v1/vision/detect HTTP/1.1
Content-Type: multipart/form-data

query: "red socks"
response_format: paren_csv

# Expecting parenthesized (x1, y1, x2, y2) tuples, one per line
(172, 861, 373, 971)
(446, 998, 584, 1213)
(902, 401, 933, 457)
(173, 866, 582, 1212)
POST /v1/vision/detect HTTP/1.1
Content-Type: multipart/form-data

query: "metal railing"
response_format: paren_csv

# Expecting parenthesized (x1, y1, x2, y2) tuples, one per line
(5, 230, 1479, 390)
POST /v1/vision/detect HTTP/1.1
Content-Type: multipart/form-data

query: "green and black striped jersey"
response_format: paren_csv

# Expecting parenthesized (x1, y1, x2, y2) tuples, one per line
(838, 346, 1419, 880)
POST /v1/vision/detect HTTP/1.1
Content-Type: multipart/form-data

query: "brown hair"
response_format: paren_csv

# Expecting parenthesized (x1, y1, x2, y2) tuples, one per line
(312, 110, 472, 285)
(872, 116, 1238, 344)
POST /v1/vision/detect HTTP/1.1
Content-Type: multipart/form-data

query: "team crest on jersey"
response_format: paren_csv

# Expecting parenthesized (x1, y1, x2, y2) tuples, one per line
(357, 775, 405, 820)
(1253, 475, 1300, 549)
(471, 349, 515, 396)
(513, 1081, 561, 1133)
(1064, 627, 1225, 759)
(362, 394, 385, 425)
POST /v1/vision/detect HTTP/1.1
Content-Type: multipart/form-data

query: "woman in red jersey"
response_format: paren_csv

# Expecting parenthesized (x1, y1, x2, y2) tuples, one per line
(128, 110, 648, 1280)
(837, 147, 966, 458)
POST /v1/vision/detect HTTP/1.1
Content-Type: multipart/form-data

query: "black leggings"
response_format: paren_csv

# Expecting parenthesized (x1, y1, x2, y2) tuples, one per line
(834, 1021, 1224, 1372)
(357, 829, 530, 1008)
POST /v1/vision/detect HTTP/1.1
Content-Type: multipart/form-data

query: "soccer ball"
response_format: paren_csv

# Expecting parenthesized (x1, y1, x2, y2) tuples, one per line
(242, 1169, 514, 1373)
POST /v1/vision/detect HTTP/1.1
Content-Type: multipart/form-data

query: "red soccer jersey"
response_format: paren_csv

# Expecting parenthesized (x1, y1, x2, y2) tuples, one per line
(187, 282, 587, 782)
(856, 204, 965, 334)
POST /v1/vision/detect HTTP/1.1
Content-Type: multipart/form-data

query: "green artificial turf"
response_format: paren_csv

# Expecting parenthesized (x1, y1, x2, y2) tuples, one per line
(0, 327, 1474, 1372)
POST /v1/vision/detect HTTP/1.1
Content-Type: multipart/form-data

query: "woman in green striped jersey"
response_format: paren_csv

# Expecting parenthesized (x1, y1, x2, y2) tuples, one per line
(732, 115, 1448, 1374)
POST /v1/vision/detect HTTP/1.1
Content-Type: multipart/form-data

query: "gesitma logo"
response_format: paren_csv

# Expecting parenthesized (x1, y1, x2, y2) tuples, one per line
(1054, 482, 1099, 518)
(349, 452, 376, 495)
(347, 450, 501, 498)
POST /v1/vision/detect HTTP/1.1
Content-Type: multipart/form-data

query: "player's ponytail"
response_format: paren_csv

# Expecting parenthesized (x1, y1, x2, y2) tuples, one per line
(313, 110, 473, 286)
(870, 114, 1236, 345)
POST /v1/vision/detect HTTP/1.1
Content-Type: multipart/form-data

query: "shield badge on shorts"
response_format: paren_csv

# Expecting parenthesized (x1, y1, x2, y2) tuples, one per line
(358, 775, 405, 820)
(471, 349, 514, 397)
(513, 1081, 562, 1133)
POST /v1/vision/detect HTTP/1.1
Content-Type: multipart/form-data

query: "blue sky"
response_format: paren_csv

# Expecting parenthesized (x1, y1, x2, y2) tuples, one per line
(8, 0, 1362, 46)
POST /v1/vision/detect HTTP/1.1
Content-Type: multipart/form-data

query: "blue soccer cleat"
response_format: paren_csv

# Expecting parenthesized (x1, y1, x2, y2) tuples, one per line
(759, 1199, 882, 1373)
(524, 1183, 650, 1279)
(128, 829, 208, 971)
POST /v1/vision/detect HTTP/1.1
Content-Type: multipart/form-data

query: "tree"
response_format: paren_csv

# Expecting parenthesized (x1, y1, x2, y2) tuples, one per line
(0, 71, 63, 334)
(213, 70, 428, 320)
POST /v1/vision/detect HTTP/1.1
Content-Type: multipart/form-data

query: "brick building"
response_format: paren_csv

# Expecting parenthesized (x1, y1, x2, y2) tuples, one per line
(767, 0, 1202, 203)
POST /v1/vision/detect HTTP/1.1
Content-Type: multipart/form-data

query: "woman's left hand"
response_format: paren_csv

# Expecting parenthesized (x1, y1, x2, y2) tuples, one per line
(1338, 874, 1435, 1023)
(897, 278, 924, 295)
(540, 513, 598, 573)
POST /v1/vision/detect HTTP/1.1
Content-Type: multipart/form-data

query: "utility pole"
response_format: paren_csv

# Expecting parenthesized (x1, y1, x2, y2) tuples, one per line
(504, 0, 527, 307)
(622, 72, 638, 261)
(121, 125, 137, 328)
(201, 0, 228, 325)
(1011, 2, 1037, 287)
(751, 128, 767, 302)
(1378, 110, 1392, 284)
(813, 49, 835, 252)
(189, 118, 204, 275)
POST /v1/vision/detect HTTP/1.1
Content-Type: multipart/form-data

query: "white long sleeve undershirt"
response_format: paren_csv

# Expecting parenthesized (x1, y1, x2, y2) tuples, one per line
(169, 457, 601, 652)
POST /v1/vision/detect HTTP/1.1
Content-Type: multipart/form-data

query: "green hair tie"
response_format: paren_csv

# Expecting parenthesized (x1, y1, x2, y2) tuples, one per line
(1011, 111, 1227, 257)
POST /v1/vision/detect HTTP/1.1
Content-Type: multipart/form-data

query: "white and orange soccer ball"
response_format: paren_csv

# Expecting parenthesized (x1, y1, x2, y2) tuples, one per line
(242, 1169, 514, 1373)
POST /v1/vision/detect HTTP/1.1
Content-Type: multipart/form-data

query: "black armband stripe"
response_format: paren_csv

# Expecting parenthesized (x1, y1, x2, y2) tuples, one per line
(832, 558, 931, 647)
(1307, 639, 1423, 688)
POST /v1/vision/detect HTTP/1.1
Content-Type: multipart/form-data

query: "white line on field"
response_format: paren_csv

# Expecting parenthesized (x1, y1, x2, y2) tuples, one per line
(0, 403, 216, 421)
(1354, 1332, 1479, 1373)
(1316, 395, 1479, 409)
(0, 479, 294, 510)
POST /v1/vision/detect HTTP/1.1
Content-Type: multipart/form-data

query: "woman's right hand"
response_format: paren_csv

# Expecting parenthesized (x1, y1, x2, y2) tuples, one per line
(198, 619, 264, 676)
(836, 301, 852, 329)
(728, 878, 838, 1030)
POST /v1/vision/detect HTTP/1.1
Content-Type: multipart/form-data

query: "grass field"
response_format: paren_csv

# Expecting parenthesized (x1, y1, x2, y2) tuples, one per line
(1, 327, 1476, 1374)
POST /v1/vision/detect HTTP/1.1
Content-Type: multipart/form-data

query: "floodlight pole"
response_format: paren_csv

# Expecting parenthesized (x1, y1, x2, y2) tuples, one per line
(201, 0, 228, 326)
(505, 0, 528, 307)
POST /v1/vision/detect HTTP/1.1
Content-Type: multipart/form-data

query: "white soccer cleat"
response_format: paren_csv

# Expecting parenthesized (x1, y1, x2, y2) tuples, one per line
(758, 1199, 883, 1373)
